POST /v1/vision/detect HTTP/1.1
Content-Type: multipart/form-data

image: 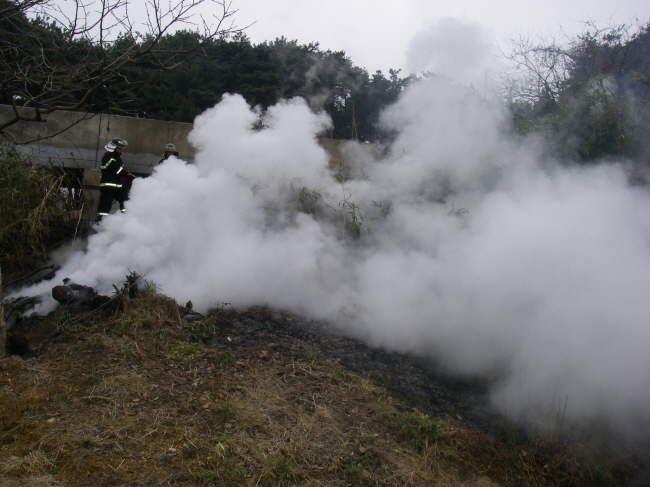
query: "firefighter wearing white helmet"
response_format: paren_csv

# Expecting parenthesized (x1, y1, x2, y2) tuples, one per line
(97, 137, 133, 220)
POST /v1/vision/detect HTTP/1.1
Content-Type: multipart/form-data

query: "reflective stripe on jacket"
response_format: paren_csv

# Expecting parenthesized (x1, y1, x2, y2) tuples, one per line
(100, 151, 126, 188)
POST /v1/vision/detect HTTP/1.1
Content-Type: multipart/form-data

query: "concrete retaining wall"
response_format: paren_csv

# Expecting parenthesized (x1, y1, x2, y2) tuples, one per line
(1, 104, 349, 174)
(1, 105, 195, 174)
(1, 105, 355, 218)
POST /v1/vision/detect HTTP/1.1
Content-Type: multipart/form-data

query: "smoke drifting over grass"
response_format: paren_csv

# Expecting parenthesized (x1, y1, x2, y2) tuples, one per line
(16, 77, 650, 443)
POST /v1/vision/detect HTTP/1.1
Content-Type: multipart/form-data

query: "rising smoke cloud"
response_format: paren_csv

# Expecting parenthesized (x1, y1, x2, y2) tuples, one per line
(15, 77, 650, 442)
(406, 17, 495, 84)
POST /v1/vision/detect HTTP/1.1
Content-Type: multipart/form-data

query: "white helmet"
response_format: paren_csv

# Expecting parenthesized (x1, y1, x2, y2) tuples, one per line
(104, 137, 128, 152)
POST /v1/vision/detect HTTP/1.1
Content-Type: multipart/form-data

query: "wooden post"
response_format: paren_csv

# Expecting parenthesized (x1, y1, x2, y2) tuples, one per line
(0, 264, 6, 357)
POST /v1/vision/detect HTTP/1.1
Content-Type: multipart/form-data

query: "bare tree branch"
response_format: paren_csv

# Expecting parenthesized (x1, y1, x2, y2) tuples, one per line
(0, 0, 247, 143)
(502, 21, 641, 106)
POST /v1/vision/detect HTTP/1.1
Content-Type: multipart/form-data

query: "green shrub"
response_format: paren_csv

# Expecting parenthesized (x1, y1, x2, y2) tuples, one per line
(219, 397, 237, 419)
(398, 412, 442, 452)
(213, 350, 235, 368)
(343, 463, 366, 479)
(174, 343, 201, 357)
(192, 315, 217, 342)
(259, 456, 305, 486)
(52, 311, 81, 336)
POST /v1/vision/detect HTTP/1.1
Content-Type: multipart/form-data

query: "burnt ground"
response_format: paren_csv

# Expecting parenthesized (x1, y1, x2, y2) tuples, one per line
(2, 282, 649, 486)
(2, 266, 500, 438)
(199, 307, 650, 486)
(206, 307, 499, 434)
(0, 253, 605, 448)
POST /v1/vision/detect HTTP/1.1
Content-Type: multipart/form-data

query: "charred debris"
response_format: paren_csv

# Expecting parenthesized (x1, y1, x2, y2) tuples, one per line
(3, 271, 202, 356)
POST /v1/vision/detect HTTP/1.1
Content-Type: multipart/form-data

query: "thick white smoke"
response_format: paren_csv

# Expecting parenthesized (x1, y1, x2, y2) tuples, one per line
(406, 18, 496, 88)
(14, 79, 650, 442)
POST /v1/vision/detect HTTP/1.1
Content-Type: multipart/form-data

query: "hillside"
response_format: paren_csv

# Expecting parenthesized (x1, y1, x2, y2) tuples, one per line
(1, 280, 644, 487)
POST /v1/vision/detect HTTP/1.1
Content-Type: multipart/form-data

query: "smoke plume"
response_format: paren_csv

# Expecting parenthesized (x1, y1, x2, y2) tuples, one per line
(406, 18, 495, 84)
(14, 79, 650, 442)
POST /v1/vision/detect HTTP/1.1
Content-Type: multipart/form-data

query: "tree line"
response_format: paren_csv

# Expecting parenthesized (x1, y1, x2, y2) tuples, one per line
(1, 1, 650, 163)
(112, 34, 413, 142)
(0, 0, 412, 144)
(504, 21, 650, 165)
(0, 0, 243, 138)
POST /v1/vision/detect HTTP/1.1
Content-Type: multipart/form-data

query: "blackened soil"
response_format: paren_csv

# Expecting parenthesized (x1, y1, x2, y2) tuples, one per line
(6, 296, 649, 485)
(207, 306, 504, 436)
(207, 306, 650, 486)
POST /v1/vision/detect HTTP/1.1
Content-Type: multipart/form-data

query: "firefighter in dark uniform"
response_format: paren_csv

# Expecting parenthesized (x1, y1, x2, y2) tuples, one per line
(158, 142, 179, 164)
(97, 137, 133, 220)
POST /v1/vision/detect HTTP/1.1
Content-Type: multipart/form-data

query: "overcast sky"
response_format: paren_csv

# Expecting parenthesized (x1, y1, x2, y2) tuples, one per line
(228, 0, 648, 75)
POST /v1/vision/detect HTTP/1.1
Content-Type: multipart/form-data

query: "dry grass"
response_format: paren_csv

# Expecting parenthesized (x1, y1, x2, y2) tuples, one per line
(0, 142, 83, 275)
(0, 295, 638, 486)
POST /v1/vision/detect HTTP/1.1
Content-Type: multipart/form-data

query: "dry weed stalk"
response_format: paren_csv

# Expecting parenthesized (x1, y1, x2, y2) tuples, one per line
(1, 143, 83, 273)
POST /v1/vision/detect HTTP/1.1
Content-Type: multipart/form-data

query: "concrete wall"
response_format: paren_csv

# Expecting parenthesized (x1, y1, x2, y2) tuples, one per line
(1, 105, 195, 175)
(1, 104, 352, 174)
(1, 105, 353, 219)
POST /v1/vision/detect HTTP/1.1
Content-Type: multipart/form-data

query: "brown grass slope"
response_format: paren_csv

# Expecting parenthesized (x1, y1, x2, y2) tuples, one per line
(0, 292, 640, 487)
